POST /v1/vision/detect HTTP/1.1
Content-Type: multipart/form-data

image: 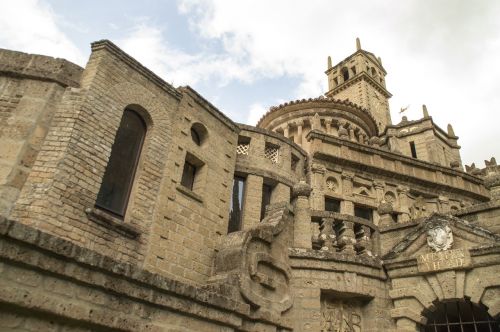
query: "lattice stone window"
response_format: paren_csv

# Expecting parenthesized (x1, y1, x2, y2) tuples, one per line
(236, 143, 249, 155)
(264, 143, 279, 164)
(237, 136, 251, 156)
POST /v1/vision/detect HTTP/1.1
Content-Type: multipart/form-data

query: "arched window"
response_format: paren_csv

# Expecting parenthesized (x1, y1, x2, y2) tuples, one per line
(190, 122, 208, 146)
(341, 67, 349, 81)
(95, 108, 146, 217)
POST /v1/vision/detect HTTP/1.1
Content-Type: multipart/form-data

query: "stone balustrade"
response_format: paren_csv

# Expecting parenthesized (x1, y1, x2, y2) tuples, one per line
(311, 211, 379, 257)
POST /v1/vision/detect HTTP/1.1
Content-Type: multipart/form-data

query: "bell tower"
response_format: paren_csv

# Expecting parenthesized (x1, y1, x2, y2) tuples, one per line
(325, 38, 392, 132)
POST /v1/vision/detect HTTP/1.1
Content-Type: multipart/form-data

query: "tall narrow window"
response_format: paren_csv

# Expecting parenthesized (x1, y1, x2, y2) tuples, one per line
(410, 141, 417, 158)
(342, 67, 349, 81)
(96, 108, 146, 217)
(261, 183, 273, 221)
(181, 161, 197, 190)
(228, 176, 245, 233)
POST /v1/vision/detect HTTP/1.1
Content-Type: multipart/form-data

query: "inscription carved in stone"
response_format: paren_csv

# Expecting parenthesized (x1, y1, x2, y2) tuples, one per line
(321, 298, 362, 332)
(417, 248, 471, 273)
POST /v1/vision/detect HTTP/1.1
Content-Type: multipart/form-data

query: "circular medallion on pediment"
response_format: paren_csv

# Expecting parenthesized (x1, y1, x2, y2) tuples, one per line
(427, 224, 453, 252)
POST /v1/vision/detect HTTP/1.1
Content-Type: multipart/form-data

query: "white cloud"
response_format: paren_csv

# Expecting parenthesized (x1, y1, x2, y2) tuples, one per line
(176, 0, 500, 165)
(116, 23, 258, 88)
(0, 0, 85, 65)
(247, 103, 267, 126)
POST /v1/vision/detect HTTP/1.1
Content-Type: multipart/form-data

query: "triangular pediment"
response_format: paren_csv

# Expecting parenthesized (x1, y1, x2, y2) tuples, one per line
(383, 213, 500, 260)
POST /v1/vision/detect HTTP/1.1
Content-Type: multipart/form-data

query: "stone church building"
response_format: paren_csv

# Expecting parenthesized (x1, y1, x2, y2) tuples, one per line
(0, 38, 499, 331)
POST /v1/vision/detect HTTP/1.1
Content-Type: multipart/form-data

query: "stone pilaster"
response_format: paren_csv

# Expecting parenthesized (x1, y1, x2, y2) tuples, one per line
(292, 180, 312, 249)
(242, 174, 263, 229)
(310, 163, 326, 210)
(296, 120, 303, 145)
(397, 185, 411, 223)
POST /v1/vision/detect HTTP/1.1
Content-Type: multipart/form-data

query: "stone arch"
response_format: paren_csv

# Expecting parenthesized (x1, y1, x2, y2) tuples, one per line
(389, 268, 500, 331)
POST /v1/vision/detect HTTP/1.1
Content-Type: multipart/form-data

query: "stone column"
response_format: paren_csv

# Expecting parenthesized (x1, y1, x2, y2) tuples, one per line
(372, 181, 385, 225)
(283, 123, 289, 139)
(340, 172, 355, 215)
(296, 120, 303, 145)
(310, 163, 326, 210)
(325, 119, 332, 135)
(397, 185, 411, 223)
(338, 219, 356, 254)
(292, 181, 312, 249)
(349, 128, 356, 142)
(242, 174, 263, 229)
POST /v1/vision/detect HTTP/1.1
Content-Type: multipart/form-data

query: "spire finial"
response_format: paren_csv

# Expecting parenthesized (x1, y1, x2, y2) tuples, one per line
(327, 56, 332, 69)
(447, 124, 455, 137)
(422, 104, 429, 118)
(377, 56, 382, 65)
(356, 37, 361, 51)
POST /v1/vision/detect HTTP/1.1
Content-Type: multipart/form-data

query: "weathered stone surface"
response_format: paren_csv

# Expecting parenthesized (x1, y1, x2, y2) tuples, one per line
(0, 39, 499, 332)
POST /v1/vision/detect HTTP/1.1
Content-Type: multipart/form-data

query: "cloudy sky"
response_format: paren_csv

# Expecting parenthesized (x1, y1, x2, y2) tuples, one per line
(1, 0, 499, 166)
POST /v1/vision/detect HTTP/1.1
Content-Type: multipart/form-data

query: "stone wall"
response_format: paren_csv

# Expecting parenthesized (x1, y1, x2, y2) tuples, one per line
(0, 217, 256, 332)
(143, 86, 239, 285)
(0, 49, 82, 218)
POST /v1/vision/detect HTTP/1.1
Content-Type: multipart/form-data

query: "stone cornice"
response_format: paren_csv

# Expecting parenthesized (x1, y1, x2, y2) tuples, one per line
(384, 116, 460, 146)
(91, 39, 182, 100)
(0, 48, 83, 87)
(256, 96, 379, 136)
(0, 217, 252, 327)
(326, 72, 392, 100)
(307, 131, 489, 201)
(325, 49, 387, 75)
(179, 86, 239, 133)
(452, 199, 500, 217)
(237, 123, 308, 157)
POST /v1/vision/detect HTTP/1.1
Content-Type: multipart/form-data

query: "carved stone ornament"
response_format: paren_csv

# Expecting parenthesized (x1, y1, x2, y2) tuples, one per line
(426, 223, 453, 252)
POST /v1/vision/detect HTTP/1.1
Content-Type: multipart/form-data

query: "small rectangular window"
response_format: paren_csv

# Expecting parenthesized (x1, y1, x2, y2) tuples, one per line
(354, 206, 373, 222)
(264, 142, 280, 164)
(236, 136, 251, 155)
(228, 176, 246, 233)
(325, 197, 341, 212)
(261, 183, 273, 221)
(181, 161, 197, 190)
(410, 141, 417, 158)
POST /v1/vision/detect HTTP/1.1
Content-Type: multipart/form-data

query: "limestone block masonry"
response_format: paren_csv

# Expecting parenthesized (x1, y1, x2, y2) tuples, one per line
(0, 38, 499, 331)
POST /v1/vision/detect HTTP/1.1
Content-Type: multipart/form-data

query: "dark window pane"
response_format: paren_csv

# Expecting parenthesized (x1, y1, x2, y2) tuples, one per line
(446, 302, 460, 323)
(261, 184, 273, 221)
(410, 141, 418, 158)
(181, 161, 197, 190)
(459, 301, 473, 322)
(354, 206, 373, 222)
(228, 177, 245, 233)
(325, 197, 340, 212)
(424, 300, 499, 332)
(96, 109, 146, 217)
